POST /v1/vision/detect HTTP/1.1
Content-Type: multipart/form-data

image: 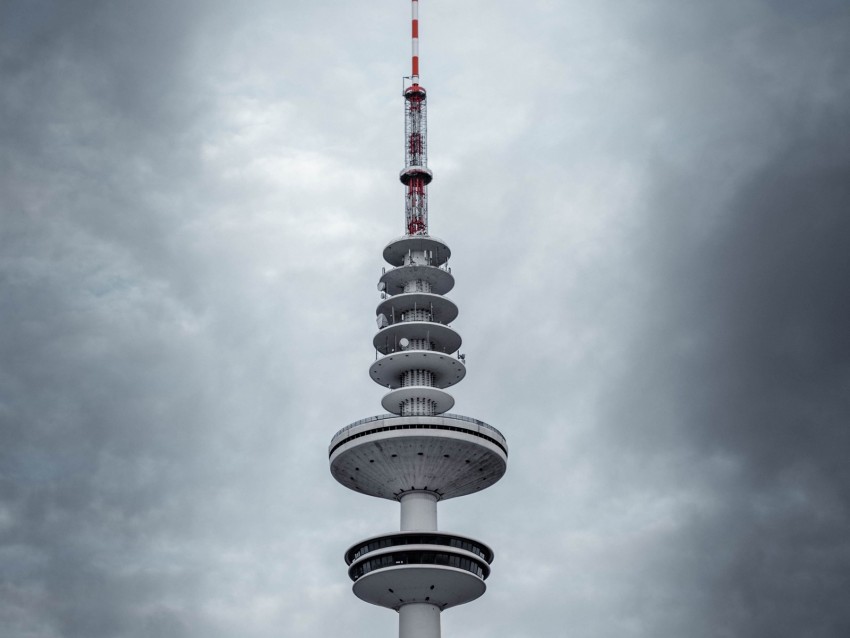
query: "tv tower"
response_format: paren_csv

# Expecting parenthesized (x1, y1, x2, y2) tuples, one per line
(328, 2, 508, 638)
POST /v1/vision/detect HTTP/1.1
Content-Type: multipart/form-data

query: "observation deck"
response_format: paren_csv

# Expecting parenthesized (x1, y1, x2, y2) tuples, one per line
(345, 531, 493, 611)
(329, 413, 508, 501)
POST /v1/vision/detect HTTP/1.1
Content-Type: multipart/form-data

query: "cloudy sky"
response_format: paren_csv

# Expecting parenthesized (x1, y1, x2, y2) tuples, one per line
(2, 0, 849, 636)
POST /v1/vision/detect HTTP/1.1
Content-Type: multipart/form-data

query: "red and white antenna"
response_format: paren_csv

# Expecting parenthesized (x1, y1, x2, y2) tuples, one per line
(411, 0, 420, 82)
(400, 0, 432, 236)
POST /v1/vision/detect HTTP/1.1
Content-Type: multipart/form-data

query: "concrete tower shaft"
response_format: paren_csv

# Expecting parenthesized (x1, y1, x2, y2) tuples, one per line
(329, 3, 506, 637)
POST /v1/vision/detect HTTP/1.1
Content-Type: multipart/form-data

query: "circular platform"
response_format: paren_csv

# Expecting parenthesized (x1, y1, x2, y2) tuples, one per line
(400, 166, 433, 185)
(373, 322, 461, 356)
(376, 292, 458, 326)
(329, 414, 508, 501)
(381, 386, 454, 415)
(369, 351, 465, 389)
(380, 265, 454, 296)
(404, 84, 427, 99)
(352, 565, 486, 611)
(383, 236, 451, 268)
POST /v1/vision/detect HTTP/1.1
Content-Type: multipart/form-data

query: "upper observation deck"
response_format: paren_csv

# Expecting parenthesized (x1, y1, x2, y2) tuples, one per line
(328, 413, 508, 501)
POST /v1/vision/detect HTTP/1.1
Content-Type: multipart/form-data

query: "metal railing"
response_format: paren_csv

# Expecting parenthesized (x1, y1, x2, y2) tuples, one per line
(382, 262, 452, 275)
(331, 412, 505, 442)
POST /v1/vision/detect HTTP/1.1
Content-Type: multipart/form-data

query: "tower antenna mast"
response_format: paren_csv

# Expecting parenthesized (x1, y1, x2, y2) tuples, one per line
(401, 0, 432, 236)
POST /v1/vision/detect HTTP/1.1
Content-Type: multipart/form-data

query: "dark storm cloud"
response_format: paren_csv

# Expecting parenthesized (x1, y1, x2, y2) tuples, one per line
(644, 122, 850, 637)
(0, 3, 241, 636)
(610, 7, 850, 632)
(667, 132, 850, 480)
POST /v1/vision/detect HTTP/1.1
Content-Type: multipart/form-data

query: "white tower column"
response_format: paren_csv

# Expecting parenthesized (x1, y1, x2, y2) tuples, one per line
(399, 603, 441, 638)
(400, 491, 438, 531)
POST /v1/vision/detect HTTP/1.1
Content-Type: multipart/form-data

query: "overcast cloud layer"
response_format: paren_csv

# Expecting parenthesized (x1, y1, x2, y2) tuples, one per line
(2, 1, 849, 637)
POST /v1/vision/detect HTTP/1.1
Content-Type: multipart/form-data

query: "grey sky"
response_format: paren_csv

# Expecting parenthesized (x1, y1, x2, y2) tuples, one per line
(2, 1, 849, 637)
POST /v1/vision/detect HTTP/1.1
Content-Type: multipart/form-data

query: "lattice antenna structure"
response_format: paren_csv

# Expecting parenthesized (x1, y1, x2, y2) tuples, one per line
(401, 0, 432, 236)
(329, 3, 508, 638)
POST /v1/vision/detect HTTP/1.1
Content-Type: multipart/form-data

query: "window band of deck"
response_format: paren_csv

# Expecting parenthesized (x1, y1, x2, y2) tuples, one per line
(349, 550, 490, 582)
(346, 534, 493, 565)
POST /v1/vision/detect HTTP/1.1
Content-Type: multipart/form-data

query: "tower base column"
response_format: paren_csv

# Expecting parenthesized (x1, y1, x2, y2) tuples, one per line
(399, 603, 441, 638)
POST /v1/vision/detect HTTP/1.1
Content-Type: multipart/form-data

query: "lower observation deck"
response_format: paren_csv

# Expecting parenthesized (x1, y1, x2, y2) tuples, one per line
(329, 414, 508, 501)
(345, 533, 494, 610)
